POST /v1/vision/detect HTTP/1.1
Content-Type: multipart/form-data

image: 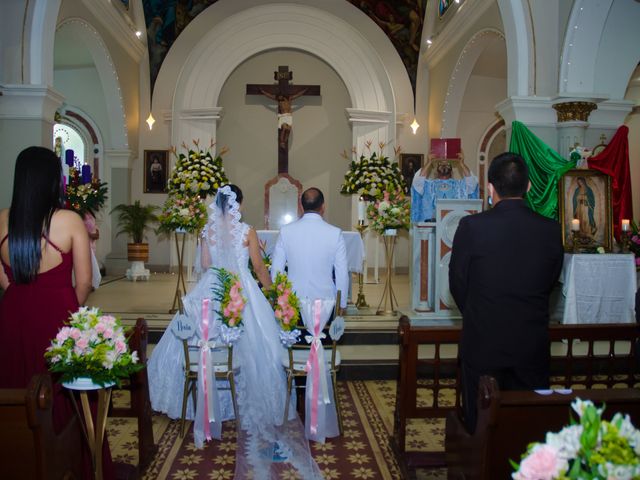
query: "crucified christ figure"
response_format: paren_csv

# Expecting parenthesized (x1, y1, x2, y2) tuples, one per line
(259, 88, 308, 149)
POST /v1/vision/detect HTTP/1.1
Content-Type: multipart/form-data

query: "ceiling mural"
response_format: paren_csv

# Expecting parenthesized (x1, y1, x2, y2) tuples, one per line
(143, 0, 426, 99)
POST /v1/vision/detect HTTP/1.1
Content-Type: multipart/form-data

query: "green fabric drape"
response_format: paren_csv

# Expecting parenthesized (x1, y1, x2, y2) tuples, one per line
(509, 121, 576, 220)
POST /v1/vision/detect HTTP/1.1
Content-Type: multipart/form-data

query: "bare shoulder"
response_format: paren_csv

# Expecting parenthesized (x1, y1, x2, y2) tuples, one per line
(52, 209, 84, 229)
(0, 208, 8, 235)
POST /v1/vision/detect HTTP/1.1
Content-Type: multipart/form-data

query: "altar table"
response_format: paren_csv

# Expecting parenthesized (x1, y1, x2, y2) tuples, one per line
(257, 230, 365, 273)
(560, 253, 637, 324)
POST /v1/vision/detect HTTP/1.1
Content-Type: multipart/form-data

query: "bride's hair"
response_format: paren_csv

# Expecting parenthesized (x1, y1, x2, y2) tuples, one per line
(216, 184, 243, 214)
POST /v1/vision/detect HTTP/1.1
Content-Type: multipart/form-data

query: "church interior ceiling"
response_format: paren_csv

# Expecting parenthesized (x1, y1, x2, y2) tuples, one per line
(142, 0, 426, 98)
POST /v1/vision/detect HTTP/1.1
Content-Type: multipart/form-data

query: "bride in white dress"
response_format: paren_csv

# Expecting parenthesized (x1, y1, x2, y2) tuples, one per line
(148, 185, 322, 479)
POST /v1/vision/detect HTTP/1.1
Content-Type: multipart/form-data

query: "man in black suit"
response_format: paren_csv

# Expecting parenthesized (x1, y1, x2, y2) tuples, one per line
(449, 152, 564, 433)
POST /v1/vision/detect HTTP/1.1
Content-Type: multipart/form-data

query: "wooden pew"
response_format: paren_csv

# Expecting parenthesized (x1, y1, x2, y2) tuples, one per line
(392, 318, 640, 479)
(0, 373, 83, 479)
(445, 376, 640, 480)
(110, 317, 157, 472)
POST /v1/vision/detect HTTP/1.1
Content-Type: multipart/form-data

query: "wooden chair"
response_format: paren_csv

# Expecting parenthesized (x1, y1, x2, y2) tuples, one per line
(110, 317, 157, 471)
(0, 373, 83, 479)
(178, 339, 238, 437)
(281, 292, 344, 435)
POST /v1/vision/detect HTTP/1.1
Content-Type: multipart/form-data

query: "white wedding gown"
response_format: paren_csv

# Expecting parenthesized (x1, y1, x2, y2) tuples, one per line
(148, 187, 322, 479)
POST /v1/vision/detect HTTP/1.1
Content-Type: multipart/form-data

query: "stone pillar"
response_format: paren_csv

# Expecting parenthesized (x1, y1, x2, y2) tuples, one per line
(552, 101, 597, 157)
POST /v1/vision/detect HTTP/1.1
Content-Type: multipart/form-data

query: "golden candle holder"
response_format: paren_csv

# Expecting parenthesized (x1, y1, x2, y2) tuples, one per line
(620, 231, 631, 254)
(170, 230, 187, 313)
(376, 229, 398, 316)
(355, 221, 369, 309)
(571, 230, 580, 254)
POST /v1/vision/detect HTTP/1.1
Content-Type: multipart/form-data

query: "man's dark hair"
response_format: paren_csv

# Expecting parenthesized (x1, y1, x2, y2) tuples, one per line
(488, 152, 529, 198)
(301, 187, 324, 212)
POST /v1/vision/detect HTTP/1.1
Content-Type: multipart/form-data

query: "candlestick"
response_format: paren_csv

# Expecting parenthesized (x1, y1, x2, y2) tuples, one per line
(355, 222, 369, 309)
(621, 219, 630, 232)
(65, 149, 75, 167)
(82, 164, 92, 184)
(358, 199, 366, 221)
(571, 219, 580, 232)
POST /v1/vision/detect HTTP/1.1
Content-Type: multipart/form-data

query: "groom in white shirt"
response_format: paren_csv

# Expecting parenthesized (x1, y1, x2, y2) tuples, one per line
(271, 188, 349, 313)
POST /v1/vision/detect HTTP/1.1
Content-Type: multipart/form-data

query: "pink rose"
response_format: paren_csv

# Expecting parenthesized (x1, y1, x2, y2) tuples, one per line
(513, 444, 566, 480)
(103, 328, 114, 339)
(75, 337, 89, 350)
(56, 327, 71, 342)
(69, 328, 82, 340)
(115, 340, 126, 354)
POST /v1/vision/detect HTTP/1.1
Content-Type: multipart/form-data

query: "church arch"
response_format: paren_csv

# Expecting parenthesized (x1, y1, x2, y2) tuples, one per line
(23, 0, 61, 85)
(440, 29, 505, 138)
(495, 0, 533, 97)
(170, 3, 409, 151)
(560, 0, 640, 99)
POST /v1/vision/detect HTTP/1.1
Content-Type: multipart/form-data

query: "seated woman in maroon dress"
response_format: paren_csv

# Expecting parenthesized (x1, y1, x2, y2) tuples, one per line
(0, 146, 113, 478)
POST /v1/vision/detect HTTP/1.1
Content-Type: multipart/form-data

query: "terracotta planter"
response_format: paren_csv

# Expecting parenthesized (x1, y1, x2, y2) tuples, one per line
(127, 243, 149, 262)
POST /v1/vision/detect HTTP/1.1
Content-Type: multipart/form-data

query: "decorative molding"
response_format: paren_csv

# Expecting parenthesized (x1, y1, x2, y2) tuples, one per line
(178, 107, 224, 121)
(346, 108, 393, 125)
(495, 96, 556, 127)
(78, 0, 145, 61)
(422, 0, 496, 68)
(103, 148, 133, 169)
(552, 101, 597, 122)
(0, 84, 64, 120)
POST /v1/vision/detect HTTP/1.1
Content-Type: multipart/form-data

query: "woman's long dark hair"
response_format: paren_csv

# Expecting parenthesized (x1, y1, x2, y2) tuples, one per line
(8, 146, 63, 284)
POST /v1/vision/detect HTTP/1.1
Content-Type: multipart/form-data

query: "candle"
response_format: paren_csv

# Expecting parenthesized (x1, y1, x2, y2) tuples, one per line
(358, 199, 366, 221)
(65, 149, 74, 167)
(82, 164, 92, 184)
(621, 219, 630, 232)
(571, 219, 580, 232)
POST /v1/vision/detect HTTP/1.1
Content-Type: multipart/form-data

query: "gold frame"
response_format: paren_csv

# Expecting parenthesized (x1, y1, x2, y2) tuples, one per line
(558, 169, 613, 252)
(143, 149, 168, 194)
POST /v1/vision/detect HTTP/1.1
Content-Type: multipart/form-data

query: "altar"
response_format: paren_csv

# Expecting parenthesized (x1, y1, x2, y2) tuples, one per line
(560, 253, 637, 324)
(256, 230, 365, 273)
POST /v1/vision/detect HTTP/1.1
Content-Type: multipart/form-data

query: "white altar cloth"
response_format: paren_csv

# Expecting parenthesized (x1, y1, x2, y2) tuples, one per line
(257, 230, 364, 273)
(560, 253, 637, 324)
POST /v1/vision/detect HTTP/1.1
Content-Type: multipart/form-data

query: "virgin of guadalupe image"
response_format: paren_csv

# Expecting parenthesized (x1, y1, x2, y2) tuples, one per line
(572, 176, 597, 238)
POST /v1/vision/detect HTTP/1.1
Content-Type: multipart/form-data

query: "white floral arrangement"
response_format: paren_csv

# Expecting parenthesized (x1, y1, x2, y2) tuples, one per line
(169, 140, 229, 199)
(366, 189, 411, 235)
(512, 398, 640, 480)
(45, 307, 143, 387)
(340, 140, 405, 201)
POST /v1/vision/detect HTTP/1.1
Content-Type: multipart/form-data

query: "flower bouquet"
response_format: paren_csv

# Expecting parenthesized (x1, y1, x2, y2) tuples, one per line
(65, 167, 109, 216)
(512, 398, 640, 480)
(248, 239, 271, 285)
(267, 272, 302, 346)
(169, 140, 229, 199)
(45, 307, 142, 387)
(157, 193, 208, 235)
(211, 267, 246, 345)
(366, 189, 411, 235)
(340, 140, 405, 201)
(628, 220, 640, 267)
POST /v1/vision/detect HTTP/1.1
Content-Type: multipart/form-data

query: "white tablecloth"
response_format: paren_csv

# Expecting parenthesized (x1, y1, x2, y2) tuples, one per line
(256, 230, 365, 273)
(560, 253, 637, 324)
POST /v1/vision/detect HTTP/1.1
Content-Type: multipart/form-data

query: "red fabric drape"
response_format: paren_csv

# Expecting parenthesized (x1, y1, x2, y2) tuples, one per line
(588, 125, 633, 241)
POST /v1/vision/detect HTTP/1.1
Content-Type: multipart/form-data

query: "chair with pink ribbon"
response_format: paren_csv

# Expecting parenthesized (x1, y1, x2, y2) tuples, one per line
(282, 295, 345, 443)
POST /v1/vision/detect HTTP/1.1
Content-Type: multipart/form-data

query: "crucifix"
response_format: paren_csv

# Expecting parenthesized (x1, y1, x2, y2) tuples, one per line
(246, 66, 321, 173)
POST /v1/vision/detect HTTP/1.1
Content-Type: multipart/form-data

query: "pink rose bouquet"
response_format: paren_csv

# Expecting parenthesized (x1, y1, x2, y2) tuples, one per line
(45, 307, 142, 386)
(268, 272, 301, 331)
(212, 267, 246, 328)
(512, 398, 640, 479)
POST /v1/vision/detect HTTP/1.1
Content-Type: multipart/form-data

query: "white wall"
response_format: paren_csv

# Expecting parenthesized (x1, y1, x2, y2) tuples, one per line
(217, 49, 352, 231)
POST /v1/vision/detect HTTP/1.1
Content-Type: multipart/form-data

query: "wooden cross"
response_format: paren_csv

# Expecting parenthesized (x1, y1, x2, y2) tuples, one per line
(246, 66, 321, 173)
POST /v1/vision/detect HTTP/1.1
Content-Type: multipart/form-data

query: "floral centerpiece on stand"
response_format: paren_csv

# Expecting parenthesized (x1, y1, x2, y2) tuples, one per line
(45, 307, 142, 387)
(211, 267, 246, 345)
(157, 193, 207, 235)
(267, 272, 302, 347)
(340, 140, 405, 201)
(169, 140, 229, 199)
(366, 189, 411, 235)
(65, 167, 109, 217)
(512, 398, 640, 480)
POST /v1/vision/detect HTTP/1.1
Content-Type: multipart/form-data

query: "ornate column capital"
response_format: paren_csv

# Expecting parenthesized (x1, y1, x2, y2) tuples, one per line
(552, 101, 598, 122)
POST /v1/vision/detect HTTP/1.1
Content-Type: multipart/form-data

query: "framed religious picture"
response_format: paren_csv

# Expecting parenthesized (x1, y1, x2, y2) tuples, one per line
(558, 169, 612, 252)
(399, 153, 424, 193)
(144, 150, 168, 193)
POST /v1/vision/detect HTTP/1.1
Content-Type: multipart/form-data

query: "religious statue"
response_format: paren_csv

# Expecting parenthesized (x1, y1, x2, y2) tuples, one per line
(410, 152, 479, 222)
(573, 176, 597, 238)
(258, 88, 308, 149)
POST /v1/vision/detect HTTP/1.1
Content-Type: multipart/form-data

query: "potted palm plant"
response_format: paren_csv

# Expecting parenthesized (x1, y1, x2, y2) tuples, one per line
(112, 201, 158, 280)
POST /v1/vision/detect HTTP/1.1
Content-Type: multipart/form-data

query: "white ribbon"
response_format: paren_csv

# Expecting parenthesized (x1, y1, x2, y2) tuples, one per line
(197, 338, 217, 424)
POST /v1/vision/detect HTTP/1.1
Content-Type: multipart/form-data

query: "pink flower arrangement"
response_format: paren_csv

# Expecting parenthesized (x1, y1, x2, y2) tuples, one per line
(366, 188, 411, 235)
(268, 272, 301, 331)
(513, 444, 567, 480)
(212, 268, 246, 328)
(45, 307, 142, 386)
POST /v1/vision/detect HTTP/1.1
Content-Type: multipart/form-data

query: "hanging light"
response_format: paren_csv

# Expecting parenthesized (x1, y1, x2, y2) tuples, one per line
(410, 118, 420, 135)
(146, 112, 156, 130)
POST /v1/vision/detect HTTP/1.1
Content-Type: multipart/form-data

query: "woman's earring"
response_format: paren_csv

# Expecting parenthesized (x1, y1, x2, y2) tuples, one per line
(488, 196, 493, 206)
